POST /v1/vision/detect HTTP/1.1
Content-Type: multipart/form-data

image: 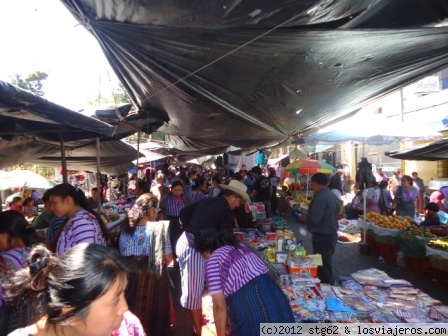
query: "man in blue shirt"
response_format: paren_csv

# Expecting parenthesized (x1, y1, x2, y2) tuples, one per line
(298, 173, 340, 285)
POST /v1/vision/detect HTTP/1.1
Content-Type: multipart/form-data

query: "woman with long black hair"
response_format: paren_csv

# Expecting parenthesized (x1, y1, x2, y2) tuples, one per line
(6, 243, 144, 336)
(48, 183, 107, 255)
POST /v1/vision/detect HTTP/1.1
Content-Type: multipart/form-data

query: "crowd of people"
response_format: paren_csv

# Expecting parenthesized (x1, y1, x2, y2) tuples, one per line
(0, 163, 296, 336)
(3, 159, 448, 335)
(343, 167, 447, 228)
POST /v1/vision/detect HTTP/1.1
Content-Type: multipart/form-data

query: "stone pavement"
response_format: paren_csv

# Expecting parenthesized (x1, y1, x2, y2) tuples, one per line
(169, 214, 448, 336)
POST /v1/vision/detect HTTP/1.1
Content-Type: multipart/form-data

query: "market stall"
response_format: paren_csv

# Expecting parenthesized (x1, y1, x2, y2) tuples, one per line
(233, 223, 448, 324)
(357, 212, 448, 290)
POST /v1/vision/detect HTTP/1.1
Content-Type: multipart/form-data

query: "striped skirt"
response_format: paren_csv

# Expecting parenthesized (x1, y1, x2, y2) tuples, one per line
(176, 232, 205, 310)
(126, 258, 176, 336)
(226, 274, 295, 336)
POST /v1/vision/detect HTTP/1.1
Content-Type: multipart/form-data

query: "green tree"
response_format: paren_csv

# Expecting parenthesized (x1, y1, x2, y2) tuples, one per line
(112, 83, 132, 105)
(10, 71, 48, 96)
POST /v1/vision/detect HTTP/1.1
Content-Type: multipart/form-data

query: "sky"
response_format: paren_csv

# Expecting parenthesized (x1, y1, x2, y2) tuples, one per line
(0, 0, 119, 111)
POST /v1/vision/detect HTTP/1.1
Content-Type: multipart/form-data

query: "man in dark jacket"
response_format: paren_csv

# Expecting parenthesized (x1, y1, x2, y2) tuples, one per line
(299, 173, 340, 284)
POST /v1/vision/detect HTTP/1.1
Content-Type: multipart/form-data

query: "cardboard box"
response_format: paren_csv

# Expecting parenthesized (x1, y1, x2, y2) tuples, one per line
(286, 264, 318, 278)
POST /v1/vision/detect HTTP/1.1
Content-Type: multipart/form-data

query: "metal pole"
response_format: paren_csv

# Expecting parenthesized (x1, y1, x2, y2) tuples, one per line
(400, 88, 404, 122)
(362, 189, 367, 244)
(60, 130, 68, 183)
(136, 131, 141, 179)
(96, 138, 102, 214)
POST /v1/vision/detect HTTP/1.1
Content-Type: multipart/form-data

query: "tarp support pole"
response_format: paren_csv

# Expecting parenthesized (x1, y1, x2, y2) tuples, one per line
(400, 88, 404, 122)
(60, 131, 68, 184)
(136, 131, 141, 179)
(96, 137, 101, 214)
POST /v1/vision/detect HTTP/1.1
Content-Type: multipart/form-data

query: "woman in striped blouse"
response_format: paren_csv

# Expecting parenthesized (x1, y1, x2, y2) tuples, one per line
(195, 228, 294, 336)
(48, 183, 107, 255)
(160, 181, 192, 256)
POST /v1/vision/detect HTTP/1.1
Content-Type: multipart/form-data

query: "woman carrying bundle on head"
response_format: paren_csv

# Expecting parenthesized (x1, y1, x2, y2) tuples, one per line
(118, 193, 175, 335)
(5, 243, 145, 336)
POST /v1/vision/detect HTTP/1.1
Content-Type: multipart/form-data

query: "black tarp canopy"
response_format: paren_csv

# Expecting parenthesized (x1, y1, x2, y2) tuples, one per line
(387, 139, 448, 161)
(31, 140, 144, 175)
(60, 0, 448, 153)
(0, 80, 118, 168)
(0, 81, 145, 173)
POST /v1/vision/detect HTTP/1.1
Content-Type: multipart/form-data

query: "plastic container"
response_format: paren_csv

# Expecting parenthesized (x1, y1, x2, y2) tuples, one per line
(276, 252, 288, 263)
(265, 248, 276, 263)
(265, 232, 277, 241)
(277, 239, 284, 252)
(262, 224, 272, 232)
(294, 246, 306, 259)
(234, 232, 244, 240)
(287, 265, 318, 277)
(262, 218, 272, 232)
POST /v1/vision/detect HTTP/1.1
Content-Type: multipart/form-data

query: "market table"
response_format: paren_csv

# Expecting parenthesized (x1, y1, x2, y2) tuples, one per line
(236, 226, 448, 324)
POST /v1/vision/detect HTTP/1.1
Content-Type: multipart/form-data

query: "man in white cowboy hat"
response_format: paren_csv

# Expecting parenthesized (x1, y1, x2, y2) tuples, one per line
(177, 179, 250, 336)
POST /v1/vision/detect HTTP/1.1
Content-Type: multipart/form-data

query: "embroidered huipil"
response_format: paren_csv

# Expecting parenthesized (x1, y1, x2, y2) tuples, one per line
(119, 225, 172, 257)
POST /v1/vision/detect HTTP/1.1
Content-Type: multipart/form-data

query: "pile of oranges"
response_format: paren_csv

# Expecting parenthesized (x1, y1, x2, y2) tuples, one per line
(295, 196, 311, 205)
(361, 212, 412, 230)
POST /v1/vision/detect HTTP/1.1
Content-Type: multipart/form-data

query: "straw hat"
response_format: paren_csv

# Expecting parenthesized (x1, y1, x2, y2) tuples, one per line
(219, 180, 250, 202)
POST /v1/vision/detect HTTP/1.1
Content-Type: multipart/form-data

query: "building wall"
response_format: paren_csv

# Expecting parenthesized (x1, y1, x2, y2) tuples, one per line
(343, 70, 448, 185)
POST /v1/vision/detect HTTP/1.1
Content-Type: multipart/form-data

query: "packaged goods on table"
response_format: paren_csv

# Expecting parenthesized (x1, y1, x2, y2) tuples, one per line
(242, 225, 448, 324)
(279, 267, 448, 323)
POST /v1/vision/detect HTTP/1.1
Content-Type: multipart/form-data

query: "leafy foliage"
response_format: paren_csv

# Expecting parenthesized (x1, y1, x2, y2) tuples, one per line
(10, 71, 48, 96)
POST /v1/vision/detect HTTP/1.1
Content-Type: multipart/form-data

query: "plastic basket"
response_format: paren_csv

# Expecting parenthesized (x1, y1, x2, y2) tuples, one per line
(396, 232, 433, 257)
(428, 254, 448, 271)
(404, 256, 431, 279)
(372, 231, 398, 245)
(378, 243, 399, 265)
